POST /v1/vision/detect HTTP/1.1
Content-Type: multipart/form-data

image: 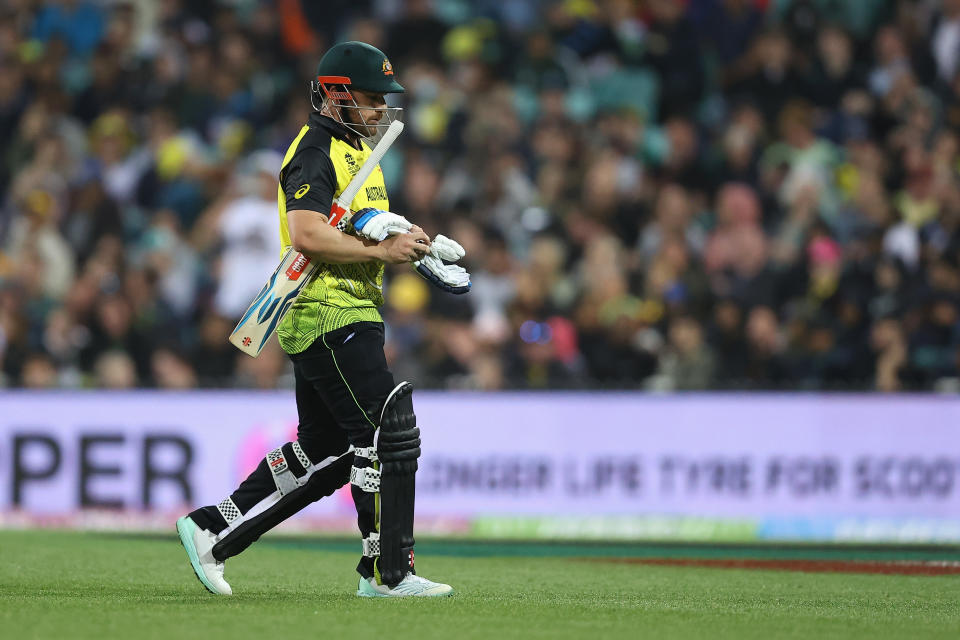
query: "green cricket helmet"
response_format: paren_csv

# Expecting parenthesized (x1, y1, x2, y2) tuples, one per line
(311, 41, 404, 139)
(317, 41, 405, 94)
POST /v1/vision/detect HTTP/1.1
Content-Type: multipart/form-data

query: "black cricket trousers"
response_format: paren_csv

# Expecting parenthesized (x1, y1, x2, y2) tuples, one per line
(189, 321, 395, 567)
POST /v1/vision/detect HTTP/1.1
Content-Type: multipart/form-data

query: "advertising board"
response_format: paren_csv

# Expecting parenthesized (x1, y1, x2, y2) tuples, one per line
(2, 392, 958, 542)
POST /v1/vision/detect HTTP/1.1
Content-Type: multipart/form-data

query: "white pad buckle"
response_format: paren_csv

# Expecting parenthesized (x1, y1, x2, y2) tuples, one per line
(267, 448, 299, 496)
(362, 532, 381, 557)
(291, 441, 312, 470)
(217, 497, 240, 524)
(350, 465, 381, 492)
(354, 446, 378, 462)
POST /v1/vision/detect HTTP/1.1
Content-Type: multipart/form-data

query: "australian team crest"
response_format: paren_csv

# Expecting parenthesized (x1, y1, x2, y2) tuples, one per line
(382, 59, 393, 76)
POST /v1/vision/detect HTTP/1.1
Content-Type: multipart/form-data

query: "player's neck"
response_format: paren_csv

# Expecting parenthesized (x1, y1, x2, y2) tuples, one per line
(318, 108, 363, 150)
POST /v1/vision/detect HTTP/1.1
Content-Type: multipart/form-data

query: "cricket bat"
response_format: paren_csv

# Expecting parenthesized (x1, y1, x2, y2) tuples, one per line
(228, 119, 405, 357)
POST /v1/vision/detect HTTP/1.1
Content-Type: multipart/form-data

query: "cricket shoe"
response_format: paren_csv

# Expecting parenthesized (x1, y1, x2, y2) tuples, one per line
(357, 573, 454, 597)
(176, 516, 232, 595)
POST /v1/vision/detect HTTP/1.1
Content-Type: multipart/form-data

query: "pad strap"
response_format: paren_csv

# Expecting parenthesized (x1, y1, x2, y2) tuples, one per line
(291, 441, 312, 470)
(351, 465, 381, 492)
(217, 497, 240, 525)
(267, 448, 299, 496)
(354, 446, 379, 462)
(362, 532, 381, 557)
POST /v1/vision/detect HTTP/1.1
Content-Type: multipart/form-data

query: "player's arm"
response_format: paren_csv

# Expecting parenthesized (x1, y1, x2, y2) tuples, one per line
(288, 209, 428, 264)
(282, 149, 426, 264)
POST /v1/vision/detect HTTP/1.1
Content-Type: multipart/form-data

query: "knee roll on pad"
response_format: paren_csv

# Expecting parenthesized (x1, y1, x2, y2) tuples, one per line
(378, 382, 420, 468)
(378, 428, 421, 463)
(348, 384, 420, 494)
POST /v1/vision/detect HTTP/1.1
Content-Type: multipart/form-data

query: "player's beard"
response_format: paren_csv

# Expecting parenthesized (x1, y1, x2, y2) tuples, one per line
(341, 108, 379, 139)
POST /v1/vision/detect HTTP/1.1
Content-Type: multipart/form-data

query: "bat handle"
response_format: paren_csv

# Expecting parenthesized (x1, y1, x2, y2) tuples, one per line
(328, 202, 349, 227)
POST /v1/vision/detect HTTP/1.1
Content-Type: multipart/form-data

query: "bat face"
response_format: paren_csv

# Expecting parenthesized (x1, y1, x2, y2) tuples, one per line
(228, 249, 318, 356)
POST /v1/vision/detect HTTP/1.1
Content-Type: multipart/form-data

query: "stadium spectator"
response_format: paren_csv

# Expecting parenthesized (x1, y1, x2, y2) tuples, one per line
(0, 0, 958, 392)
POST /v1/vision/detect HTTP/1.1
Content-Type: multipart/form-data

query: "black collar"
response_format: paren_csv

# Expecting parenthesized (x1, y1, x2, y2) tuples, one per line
(309, 112, 359, 148)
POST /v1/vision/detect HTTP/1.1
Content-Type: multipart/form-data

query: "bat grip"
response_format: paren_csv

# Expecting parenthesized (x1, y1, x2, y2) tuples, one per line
(328, 202, 349, 227)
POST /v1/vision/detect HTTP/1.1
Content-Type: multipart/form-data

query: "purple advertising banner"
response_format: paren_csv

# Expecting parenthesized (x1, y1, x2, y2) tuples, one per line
(1, 392, 958, 540)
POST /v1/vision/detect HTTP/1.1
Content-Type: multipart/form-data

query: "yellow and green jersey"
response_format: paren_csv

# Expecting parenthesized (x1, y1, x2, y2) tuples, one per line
(275, 113, 391, 354)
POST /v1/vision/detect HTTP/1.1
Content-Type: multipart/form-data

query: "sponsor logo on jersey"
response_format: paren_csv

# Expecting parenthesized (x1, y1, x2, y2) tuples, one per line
(295, 184, 311, 199)
(382, 59, 393, 76)
(344, 154, 359, 176)
(365, 185, 387, 201)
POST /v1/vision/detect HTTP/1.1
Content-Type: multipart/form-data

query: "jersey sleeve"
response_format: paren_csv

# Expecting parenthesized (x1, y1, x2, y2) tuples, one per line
(282, 146, 337, 216)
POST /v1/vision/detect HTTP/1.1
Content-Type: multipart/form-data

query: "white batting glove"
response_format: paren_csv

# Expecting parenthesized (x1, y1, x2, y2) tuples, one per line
(428, 234, 466, 262)
(351, 207, 413, 241)
(414, 234, 471, 294)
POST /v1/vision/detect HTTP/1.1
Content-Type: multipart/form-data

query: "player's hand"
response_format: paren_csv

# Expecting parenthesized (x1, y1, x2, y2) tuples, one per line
(414, 234, 471, 294)
(351, 207, 412, 241)
(379, 230, 430, 264)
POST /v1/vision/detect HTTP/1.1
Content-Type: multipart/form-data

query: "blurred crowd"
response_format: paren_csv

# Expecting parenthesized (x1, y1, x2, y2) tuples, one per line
(2, 0, 960, 391)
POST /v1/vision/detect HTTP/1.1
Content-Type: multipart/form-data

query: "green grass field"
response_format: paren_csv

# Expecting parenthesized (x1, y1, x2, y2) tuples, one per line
(1, 530, 959, 639)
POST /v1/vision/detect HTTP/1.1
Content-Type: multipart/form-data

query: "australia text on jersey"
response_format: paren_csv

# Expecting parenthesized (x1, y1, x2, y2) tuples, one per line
(365, 185, 387, 201)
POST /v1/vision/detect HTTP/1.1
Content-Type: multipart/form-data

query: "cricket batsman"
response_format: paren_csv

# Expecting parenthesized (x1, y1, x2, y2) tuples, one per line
(176, 41, 469, 597)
